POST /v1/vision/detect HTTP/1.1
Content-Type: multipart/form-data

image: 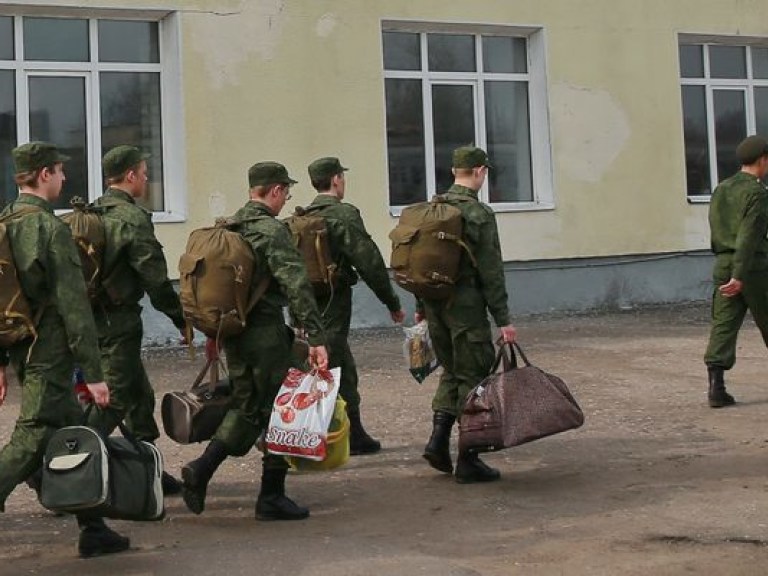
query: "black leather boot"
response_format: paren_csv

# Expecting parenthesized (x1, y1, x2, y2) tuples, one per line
(423, 411, 455, 474)
(255, 457, 309, 521)
(347, 408, 381, 455)
(77, 516, 130, 558)
(161, 471, 182, 496)
(708, 366, 735, 408)
(455, 451, 501, 484)
(181, 440, 227, 515)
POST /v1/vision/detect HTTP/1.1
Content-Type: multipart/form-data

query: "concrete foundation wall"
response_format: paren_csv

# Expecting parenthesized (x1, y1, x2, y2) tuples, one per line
(141, 251, 715, 345)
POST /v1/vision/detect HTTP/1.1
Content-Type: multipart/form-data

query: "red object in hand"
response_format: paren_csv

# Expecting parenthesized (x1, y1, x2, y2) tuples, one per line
(73, 367, 93, 406)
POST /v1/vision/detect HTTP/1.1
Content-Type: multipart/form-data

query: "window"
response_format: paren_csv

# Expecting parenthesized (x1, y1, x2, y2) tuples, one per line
(0, 12, 184, 218)
(679, 38, 768, 199)
(382, 23, 553, 211)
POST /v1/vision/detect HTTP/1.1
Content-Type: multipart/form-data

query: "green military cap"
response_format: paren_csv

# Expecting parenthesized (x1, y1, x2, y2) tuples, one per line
(102, 145, 150, 179)
(248, 161, 298, 187)
(736, 135, 768, 165)
(12, 141, 70, 174)
(308, 156, 349, 182)
(452, 146, 491, 169)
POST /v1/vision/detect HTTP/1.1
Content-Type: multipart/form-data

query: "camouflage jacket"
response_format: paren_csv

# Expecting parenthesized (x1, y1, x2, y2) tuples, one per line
(306, 195, 401, 312)
(709, 171, 768, 278)
(438, 184, 510, 327)
(232, 200, 326, 346)
(0, 194, 104, 380)
(96, 188, 184, 329)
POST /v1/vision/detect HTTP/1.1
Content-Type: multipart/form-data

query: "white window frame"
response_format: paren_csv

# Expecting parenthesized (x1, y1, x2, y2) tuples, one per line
(382, 20, 554, 215)
(0, 6, 186, 222)
(679, 35, 768, 204)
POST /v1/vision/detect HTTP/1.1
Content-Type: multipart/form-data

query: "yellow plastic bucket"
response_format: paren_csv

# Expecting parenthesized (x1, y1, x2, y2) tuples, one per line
(289, 397, 350, 472)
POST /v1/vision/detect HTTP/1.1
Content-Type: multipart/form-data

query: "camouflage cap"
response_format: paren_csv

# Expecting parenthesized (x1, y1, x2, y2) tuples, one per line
(102, 145, 150, 179)
(736, 135, 768, 165)
(308, 157, 349, 182)
(12, 141, 70, 174)
(452, 146, 491, 169)
(248, 161, 298, 187)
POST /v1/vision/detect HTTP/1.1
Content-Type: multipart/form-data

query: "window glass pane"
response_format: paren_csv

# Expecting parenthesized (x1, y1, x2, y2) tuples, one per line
(485, 81, 532, 202)
(756, 88, 768, 141)
(383, 31, 420, 71)
(709, 45, 746, 79)
(98, 20, 159, 63)
(0, 71, 16, 207)
(23, 17, 89, 62)
(713, 90, 746, 181)
(0, 17, 13, 60)
(28, 76, 87, 209)
(681, 85, 711, 196)
(679, 44, 704, 78)
(101, 72, 164, 211)
(432, 84, 475, 192)
(385, 79, 426, 206)
(752, 47, 768, 80)
(482, 36, 527, 73)
(428, 34, 475, 72)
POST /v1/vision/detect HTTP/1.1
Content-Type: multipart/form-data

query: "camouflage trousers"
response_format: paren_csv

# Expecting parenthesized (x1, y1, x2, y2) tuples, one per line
(85, 305, 159, 441)
(315, 284, 360, 411)
(0, 310, 81, 509)
(423, 287, 495, 417)
(216, 316, 293, 457)
(704, 258, 768, 370)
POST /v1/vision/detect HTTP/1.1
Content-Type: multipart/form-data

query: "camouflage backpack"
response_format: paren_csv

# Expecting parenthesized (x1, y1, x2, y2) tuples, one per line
(388, 195, 476, 300)
(284, 206, 338, 292)
(60, 197, 107, 302)
(0, 204, 44, 347)
(178, 217, 269, 338)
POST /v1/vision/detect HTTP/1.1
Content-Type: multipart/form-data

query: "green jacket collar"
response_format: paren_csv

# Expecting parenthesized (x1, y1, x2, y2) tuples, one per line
(308, 194, 340, 208)
(446, 184, 479, 200)
(15, 193, 53, 213)
(103, 187, 135, 204)
(243, 200, 276, 218)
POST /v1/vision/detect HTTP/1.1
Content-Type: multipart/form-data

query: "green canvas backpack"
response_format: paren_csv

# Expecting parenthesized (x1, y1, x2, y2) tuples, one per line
(284, 206, 338, 292)
(388, 195, 476, 300)
(60, 197, 107, 302)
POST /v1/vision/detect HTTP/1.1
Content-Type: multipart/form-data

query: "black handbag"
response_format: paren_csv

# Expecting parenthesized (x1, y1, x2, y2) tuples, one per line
(41, 414, 164, 521)
(161, 357, 231, 444)
(459, 341, 584, 454)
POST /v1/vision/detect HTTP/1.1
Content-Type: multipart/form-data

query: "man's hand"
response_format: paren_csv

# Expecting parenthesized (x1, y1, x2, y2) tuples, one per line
(499, 324, 517, 343)
(414, 312, 425, 324)
(390, 309, 405, 324)
(0, 367, 7, 407)
(719, 278, 743, 298)
(309, 345, 329, 371)
(85, 382, 110, 408)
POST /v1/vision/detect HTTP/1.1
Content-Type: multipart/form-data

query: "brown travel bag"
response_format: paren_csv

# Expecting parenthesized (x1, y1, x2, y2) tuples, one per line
(459, 341, 584, 454)
(161, 358, 231, 444)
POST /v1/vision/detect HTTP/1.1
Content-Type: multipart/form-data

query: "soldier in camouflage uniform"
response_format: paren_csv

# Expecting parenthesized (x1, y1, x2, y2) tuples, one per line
(84, 145, 186, 493)
(304, 157, 404, 455)
(0, 142, 129, 557)
(417, 146, 517, 484)
(704, 135, 768, 408)
(182, 161, 328, 521)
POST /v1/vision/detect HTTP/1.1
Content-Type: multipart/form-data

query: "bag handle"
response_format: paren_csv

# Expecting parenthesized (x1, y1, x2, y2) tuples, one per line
(81, 402, 142, 448)
(491, 339, 532, 373)
(191, 356, 228, 394)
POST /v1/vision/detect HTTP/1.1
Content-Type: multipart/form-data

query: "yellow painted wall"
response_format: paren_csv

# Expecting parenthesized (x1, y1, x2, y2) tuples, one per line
(8, 0, 768, 269)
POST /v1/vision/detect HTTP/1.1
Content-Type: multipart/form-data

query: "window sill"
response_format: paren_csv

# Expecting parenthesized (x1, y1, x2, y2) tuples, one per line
(389, 202, 555, 217)
(151, 211, 186, 223)
(687, 196, 712, 204)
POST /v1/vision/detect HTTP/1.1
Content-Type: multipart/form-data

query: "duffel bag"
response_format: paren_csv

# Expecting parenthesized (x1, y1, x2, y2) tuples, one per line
(458, 341, 584, 454)
(161, 357, 231, 444)
(40, 418, 163, 521)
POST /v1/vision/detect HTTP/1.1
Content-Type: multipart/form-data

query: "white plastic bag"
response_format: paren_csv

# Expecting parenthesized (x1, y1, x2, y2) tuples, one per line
(265, 367, 341, 461)
(403, 320, 439, 383)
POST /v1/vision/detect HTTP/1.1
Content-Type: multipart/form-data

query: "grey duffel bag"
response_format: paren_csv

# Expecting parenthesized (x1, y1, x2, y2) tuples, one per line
(40, 421, 164, 521)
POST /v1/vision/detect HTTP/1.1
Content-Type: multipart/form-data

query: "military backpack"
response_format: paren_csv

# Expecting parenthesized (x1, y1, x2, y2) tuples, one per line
(60, 197, 107, 302)
(178, 217, 269, 339)
(0, 204, 44, 348)
(284, 206, 338, 292)
(388, 195, 476, 300)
